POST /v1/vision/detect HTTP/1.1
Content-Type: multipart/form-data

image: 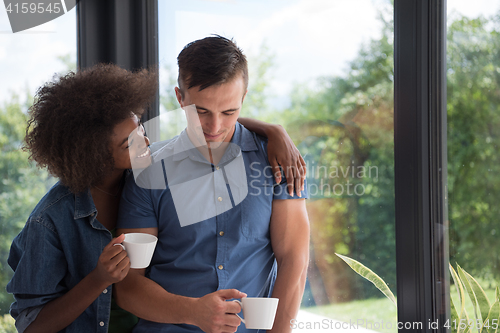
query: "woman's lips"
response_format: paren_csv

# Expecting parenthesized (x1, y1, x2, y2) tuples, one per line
(136, 147, 151, 159)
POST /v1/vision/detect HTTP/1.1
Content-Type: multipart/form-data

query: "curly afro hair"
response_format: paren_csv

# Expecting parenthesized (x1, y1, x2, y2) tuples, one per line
(24, 63, 158, 193)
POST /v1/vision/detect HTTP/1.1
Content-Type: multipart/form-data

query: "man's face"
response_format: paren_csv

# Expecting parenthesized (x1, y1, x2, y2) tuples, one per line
(175, 76, 247, 149)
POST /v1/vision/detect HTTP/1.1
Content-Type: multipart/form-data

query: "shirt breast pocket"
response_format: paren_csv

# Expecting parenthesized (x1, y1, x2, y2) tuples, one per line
(241, 177, 274, 239)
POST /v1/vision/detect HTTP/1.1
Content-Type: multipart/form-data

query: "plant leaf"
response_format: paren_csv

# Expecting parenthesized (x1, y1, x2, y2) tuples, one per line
(450, 263, 469, 333)
(336, 253, 396, 306)
(463, 268, 492, 324)
(458, 264, 482, 333)
(483, 301, 500, 333)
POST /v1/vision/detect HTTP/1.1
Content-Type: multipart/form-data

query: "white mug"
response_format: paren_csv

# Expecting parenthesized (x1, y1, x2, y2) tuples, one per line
(115, 233, 158, 269)
(234, 297, 279, 330)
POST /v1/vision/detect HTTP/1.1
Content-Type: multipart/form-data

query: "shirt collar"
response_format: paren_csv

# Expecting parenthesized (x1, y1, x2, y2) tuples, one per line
(74, 188, 97, 220)
(172, 122, 258, 163)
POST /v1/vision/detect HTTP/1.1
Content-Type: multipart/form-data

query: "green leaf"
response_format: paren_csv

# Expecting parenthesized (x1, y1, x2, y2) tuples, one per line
(482, 301, 500, 333)
(458, 264, 483, 332)
(450, 264, 469, 333)
(335, 253, 396, 306)
(451, 296, 460, 333)
(463, 268, 492, 325)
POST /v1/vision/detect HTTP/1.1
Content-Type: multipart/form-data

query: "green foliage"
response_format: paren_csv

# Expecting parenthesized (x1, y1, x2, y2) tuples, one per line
(339, 256, 500, 333)
(280, 5, 395, 301)
(336, 254, 396, 306)
(0, 93, 55, 315)
(0, 314, 15, 333)
(447, 12, 500, 280)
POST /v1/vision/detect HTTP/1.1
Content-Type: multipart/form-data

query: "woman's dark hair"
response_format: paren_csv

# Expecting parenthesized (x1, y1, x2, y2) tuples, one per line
(24, 63, 158, 193)
(177, 35, 248, 96)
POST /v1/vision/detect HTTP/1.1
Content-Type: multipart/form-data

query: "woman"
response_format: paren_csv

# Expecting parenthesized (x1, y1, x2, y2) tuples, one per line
(7, 63, 305, 333)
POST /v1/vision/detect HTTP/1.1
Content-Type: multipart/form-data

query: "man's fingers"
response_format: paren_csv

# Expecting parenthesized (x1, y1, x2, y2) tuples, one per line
(226, 300, 243, 314)
(217, 289, 246, 300)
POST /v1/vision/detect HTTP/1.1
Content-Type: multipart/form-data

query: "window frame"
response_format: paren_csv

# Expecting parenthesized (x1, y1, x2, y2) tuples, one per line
(394, 0, 449, 331)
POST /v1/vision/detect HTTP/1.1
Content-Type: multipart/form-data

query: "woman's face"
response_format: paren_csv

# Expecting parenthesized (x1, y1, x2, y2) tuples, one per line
(111, 113, 151, 171)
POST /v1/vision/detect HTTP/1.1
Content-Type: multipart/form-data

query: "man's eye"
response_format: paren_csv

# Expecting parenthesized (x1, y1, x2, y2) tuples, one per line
(223, 112, 236, 116)
(197, 110, 208, 114)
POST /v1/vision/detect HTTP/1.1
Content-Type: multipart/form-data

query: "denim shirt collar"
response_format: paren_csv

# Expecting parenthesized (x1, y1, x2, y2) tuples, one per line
(74, 189, 97, 219)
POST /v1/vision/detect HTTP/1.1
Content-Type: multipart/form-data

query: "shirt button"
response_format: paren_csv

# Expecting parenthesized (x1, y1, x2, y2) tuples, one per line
(218, 265, 224, 270)
(102, 289, 108, 294)
(218, 197, 223, 202)
(99, 321, 105, 327)
(219, 231, 225, 236)
(216, 166, 220, 170)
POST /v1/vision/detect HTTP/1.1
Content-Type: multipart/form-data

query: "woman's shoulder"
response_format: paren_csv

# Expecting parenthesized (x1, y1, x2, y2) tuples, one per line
(27, 181, 77, 225)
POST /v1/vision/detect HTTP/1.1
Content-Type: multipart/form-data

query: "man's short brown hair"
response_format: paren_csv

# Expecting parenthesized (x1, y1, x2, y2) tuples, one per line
(177, 35, 248, 96)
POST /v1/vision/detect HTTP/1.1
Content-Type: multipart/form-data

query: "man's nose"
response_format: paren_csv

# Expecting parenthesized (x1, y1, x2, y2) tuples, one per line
(206, 115, 222, 134)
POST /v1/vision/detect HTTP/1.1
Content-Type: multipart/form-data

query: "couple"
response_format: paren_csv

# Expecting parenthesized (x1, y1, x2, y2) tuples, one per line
(7, 36, 310, 333)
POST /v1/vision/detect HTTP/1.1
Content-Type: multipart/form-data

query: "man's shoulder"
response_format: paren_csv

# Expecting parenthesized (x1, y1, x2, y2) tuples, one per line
(236, 122, 269, 155)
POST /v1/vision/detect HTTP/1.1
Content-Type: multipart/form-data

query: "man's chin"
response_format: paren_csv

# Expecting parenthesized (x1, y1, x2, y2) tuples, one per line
(207, 141, 224, 149)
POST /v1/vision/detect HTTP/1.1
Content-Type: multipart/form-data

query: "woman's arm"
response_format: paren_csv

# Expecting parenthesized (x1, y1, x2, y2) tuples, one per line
(238, 117, 306, 197)
(24, 235, 130, 333)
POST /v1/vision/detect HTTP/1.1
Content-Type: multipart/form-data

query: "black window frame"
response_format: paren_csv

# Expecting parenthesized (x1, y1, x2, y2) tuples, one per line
(76, 1, 450, 331)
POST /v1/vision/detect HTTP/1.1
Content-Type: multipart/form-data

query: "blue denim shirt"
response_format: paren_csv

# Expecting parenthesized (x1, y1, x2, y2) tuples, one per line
(7, 182, 114, 333)
(118, 123, 308, 332)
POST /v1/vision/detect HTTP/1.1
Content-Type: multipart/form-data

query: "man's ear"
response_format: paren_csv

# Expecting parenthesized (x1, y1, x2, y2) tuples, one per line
(175, 87, 183, 106)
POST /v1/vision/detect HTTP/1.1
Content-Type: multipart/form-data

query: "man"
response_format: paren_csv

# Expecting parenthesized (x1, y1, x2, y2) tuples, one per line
(115, 35, 310, 333)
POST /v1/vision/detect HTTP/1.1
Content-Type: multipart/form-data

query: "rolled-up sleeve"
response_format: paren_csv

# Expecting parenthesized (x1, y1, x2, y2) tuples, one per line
(273, 177, 309, 200)
(14, 305, 44, 333)
(7, 218, 67, 330)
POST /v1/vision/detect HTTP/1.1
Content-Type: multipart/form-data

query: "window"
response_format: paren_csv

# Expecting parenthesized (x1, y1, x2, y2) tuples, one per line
(447, 0, 500, 328)
(0, 7, 76, 325)
(158, 1, 397, 330)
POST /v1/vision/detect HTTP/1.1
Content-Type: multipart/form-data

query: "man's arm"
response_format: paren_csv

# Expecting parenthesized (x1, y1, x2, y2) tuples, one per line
(268, 199, 310, 333)
(238, 117, 306, 197)
(114, 227, 246, 333)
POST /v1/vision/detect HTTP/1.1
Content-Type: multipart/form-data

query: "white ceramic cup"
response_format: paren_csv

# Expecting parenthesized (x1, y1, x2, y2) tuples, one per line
(116, 233, 158, 269)
(234, 297, 279, 330)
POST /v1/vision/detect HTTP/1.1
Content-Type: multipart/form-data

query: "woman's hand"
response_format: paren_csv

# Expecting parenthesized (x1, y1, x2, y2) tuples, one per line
(266, 124, 306, 197)
(91, 234, 130, 286)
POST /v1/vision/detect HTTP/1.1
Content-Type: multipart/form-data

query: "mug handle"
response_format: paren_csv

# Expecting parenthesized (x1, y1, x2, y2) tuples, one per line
(113, 243, 126, 250)
(233, 300, 245, 324)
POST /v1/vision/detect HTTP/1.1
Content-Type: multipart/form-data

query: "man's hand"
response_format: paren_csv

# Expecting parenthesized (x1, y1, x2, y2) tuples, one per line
(266, 124, 306, 197)
(192, 289, 247, 333)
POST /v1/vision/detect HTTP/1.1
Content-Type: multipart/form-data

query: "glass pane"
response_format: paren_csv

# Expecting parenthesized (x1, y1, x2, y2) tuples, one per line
(0, 9, 76, 328)
(159, 0, 396, 331)
(447, 1, 500, 330)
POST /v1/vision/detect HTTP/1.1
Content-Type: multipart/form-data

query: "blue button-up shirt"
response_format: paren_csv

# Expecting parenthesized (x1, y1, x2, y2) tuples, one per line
(118, 123, 308, 332)
(7, 183, 113, 333)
